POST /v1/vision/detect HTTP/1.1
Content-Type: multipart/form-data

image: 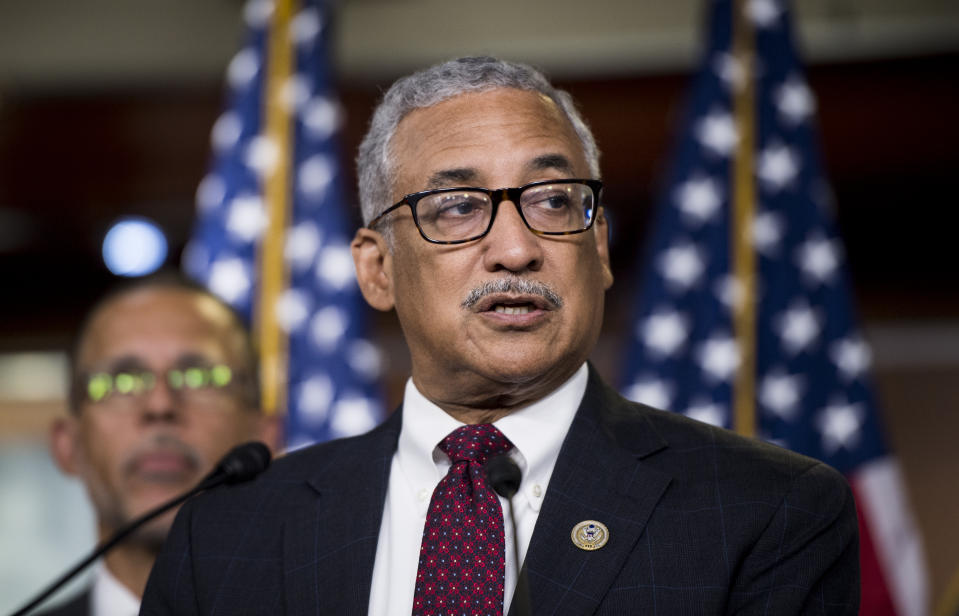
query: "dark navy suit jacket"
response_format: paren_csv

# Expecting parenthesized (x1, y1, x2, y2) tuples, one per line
(141, 366, 859, 614)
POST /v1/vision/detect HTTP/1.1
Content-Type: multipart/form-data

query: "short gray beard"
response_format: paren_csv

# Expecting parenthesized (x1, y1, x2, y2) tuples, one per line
(461, 277, 564, 310)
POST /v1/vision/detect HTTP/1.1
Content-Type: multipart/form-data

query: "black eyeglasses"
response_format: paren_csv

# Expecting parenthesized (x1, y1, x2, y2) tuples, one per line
(368, 178, 603, 244)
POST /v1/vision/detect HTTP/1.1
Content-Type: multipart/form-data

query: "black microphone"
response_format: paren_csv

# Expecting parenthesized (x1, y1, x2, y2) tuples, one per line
(198, 440, 272, 488)
(10, 441, 271, 616)
(486, 454, 531, 616)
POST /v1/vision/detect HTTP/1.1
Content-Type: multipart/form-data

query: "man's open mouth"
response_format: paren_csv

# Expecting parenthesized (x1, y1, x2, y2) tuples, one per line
(473, 293, 553, 314)
(461, 278, 564, 313)
(492, 303, 534, 315)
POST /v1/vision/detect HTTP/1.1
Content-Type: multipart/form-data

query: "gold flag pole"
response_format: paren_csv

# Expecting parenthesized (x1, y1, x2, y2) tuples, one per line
(935, 565, 959, 616)
(731, 0, 758, 437)
(256, 0, 295, 417)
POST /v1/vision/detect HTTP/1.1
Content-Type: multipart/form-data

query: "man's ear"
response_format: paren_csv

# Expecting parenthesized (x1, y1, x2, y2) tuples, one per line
(351, 228, 395, 311)
(254, 413, 283, 455)
(593, 208, 614, 290)
(50, 415, 81, 477)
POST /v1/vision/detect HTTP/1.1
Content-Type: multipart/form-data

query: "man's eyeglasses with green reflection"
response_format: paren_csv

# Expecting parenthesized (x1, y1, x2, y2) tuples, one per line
(82, 364, 239, 407)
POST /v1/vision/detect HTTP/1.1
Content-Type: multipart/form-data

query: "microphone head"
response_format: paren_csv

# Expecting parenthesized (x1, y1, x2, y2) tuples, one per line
(216, 441, 272, 484)
(485, 453, 521, 499)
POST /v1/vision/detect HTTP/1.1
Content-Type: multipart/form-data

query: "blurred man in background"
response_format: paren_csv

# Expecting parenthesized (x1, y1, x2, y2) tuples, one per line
(41, 275, 278, 616)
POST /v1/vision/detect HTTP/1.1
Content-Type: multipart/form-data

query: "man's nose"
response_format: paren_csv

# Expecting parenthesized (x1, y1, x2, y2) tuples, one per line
(139, 378, 182, 423)
(480, 201, 544, 273)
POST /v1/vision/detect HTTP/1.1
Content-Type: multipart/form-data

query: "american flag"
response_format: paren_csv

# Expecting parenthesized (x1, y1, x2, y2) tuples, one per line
(619, 1, 927, 613)
(183, 0, 383, 449)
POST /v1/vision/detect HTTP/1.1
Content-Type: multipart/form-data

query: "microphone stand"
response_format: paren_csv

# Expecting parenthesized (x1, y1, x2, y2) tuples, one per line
(503, 498, 532, 616)
(486, 454, 532, 616)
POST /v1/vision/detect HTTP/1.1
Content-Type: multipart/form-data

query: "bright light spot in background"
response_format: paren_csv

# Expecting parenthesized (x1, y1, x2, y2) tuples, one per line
(102, 217, 168, 277)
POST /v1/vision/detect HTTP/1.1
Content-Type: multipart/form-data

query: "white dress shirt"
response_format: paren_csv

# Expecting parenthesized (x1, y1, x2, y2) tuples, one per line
(91, 562, 140, 616)
(368, 363, 588, 616)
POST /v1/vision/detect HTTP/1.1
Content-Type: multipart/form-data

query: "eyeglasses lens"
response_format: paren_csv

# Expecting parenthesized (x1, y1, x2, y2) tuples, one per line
(85, 364, 234, 406)
(415, 182, 595, 242)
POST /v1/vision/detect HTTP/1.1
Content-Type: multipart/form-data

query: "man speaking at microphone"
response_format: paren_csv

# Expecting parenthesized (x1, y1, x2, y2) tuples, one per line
(142, 57, 859, 614)
(42, 276, 278, 616)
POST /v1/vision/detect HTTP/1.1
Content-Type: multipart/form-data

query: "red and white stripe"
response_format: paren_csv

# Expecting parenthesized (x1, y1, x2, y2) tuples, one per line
(851, 456, 929, 616)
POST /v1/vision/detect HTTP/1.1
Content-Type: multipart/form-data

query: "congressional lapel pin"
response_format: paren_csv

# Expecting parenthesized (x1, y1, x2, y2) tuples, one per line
(571, 520, 609, 551)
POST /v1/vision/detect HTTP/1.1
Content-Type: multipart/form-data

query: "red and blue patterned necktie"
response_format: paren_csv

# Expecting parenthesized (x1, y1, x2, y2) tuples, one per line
(412, 424, 515, 616)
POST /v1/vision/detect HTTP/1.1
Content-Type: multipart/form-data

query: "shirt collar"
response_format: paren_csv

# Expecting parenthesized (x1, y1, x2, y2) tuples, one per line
(91, 562, 140, 616)
(397, 377, 464, 489)
(494, 363, 587, 496)
(397, 363, 588, 510)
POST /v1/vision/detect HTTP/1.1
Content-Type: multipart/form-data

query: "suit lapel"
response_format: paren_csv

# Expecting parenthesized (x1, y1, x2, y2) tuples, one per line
(518, 367, 672, 616)
(282, 409, 401, 615)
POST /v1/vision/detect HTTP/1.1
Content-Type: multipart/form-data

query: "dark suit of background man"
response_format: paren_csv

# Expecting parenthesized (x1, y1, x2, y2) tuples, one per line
(142, 57, 859, 615)
(37, 276, 278, 616)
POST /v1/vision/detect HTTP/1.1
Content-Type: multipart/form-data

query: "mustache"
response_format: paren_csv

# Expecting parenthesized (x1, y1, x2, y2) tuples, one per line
(461, 277, 564, 310)
(121, 433, 203, 477)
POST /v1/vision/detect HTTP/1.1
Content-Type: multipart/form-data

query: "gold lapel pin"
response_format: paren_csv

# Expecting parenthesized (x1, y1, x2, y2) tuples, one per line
(571, 520, 609, 551)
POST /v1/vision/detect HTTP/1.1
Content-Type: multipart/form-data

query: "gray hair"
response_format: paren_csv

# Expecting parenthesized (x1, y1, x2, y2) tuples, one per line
(356, 56, 601, 227)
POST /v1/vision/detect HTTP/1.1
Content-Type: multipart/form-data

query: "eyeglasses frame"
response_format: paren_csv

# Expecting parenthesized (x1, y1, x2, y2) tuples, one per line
(367, 178, 604, 245)
(73, 363, 253, 411)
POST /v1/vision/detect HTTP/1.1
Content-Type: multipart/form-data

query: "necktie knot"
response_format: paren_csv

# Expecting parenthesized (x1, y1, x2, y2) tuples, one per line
(439, 424, 513, 466)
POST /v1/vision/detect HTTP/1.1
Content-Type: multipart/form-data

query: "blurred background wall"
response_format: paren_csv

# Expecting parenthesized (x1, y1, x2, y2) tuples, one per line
(0, 0, 956, 612)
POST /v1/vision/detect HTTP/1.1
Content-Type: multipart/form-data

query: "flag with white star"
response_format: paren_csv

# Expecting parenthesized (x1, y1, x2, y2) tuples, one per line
(183, 0, 383, 449)
(619, 1, 927, 613)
